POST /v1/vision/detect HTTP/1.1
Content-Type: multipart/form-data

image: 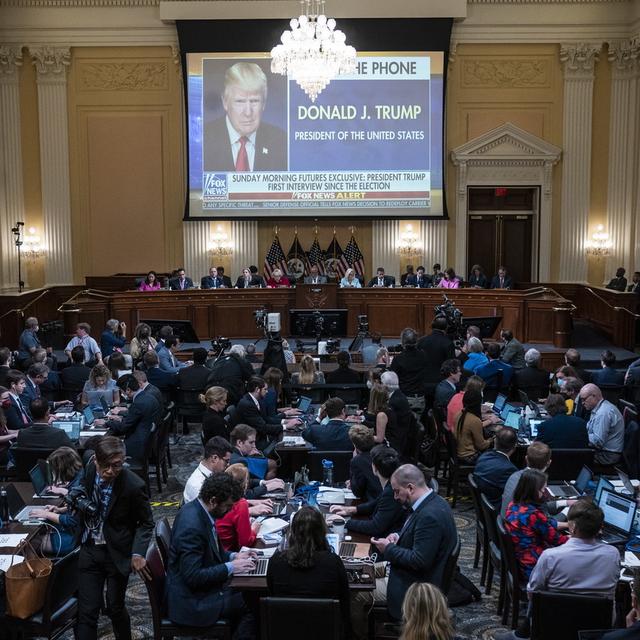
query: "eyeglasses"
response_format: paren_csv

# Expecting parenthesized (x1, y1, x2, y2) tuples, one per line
(98, 460, 124, 471)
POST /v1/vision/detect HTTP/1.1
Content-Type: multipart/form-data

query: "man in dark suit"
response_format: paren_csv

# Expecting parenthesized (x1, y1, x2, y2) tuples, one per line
(433, 359, 461, 414)
(60, 345, 92, 391)
(98, 374, 160, 464)
(381, 371, 412, 419)
(473, 427, 518, 510)
(178, 348, 213, 390)
(249, 265, 266, 288)
(207, 346, 255, 406)
(591, 349, 625, 386)
(405, 265, 431, 288)
(628, 271, 640, 294)
(366, 464, 457, 624)
(417, 317, 456, 385)
(4, 370, 31, 428)
(76, 436, 153, 640)
(511, 348, 550, 400)
(347, 425, 382, 502)
(216, 266, 233, 289)
(303, 265, 328, 284)
(564, 348, 592, 384)
(203, 62, 286, 172)
(536, 393, 589, 449)
(368, 267, 396, 288)
(389, 331, 430, 417)
(17, 398, 73, 449)
(490, 265, 513, 289)
(302, 397, 353, 451)
(142, 350, 178, 394)
(167, 473, 256, 634)
(231, 376, 300, 450)
(20, 363, 71, 413)
(606, 267, 627, 292)
(200, 266, 225, 289)
(169, 268, 193, 291)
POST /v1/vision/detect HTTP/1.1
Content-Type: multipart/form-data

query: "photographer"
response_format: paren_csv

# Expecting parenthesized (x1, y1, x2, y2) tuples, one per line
(207, 344, 254, 406)
(76, 436, 154, 640)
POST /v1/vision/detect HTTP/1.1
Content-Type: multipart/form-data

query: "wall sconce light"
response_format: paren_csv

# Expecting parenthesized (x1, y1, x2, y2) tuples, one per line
(22, 227, 46, 262)
(585, 224, 612, 258)
(207, 226, 233, 257)
(397, 224, 422, 258)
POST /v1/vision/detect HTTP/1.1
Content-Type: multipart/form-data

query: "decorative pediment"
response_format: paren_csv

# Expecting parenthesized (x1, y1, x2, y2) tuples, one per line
(451, 122, 561, 165)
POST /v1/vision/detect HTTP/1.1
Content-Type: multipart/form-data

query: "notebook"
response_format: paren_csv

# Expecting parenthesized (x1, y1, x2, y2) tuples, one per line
(598, 488, 637, 545)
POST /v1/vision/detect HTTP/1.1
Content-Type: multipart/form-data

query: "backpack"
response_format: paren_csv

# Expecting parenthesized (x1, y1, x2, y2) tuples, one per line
(447, 567, 482, 607)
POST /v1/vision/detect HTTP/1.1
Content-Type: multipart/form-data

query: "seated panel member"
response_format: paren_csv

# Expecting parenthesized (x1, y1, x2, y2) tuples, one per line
(138, 270, 161, 291)
(304, 265, 328, 284)
(468, 264, 488, 289)
(490, 265, 513, 289)
(249, 265, 266, 288)
(302, 397, 353, 451)
(628, 271, 640, 294)
(368, 267, 395, 288)
(437, 267, 460, 289)
(167, 473, 256, 634)
(169, 267, 193, 291)
(330, 444, 406, 538)
(217, 266, 232, 288)
(235, 267, 262, 289)
(339, 268, 362, 288)
(201, 266, 225, 289)
(606, 266, 627, 292)
(405, 265, 431, 288)
(266, 268, 290, 288)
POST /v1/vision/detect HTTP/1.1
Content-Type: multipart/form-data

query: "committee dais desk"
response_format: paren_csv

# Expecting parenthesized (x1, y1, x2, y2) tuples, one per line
(69, 285, 573, 347)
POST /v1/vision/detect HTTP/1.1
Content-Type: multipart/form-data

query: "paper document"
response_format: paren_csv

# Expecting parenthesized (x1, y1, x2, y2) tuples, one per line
(257, 518, 288, 537)
(0, 555, 23, 572)
(624, 551, 640, 567)
(0, 533, 28, 547)
(282, 436, 306, 446)
(240, 546, 277, 558)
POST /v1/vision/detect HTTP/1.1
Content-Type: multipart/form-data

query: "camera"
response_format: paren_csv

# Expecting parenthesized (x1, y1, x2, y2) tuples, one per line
(63, 488, 98, 518)
(357, 315, 369, 333)
(211, 336, 231, 355)
(434, 295, 465, 348)
(325, 338, 341, 354)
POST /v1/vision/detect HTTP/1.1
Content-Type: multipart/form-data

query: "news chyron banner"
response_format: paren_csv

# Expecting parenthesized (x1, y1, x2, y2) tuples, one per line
(186, 52, 445, 219)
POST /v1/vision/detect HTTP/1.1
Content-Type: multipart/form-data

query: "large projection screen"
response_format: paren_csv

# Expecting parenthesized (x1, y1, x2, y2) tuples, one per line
(178, 19, 452, 220)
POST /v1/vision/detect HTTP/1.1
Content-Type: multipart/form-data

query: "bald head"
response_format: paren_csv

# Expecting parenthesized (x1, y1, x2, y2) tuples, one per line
(390, 464, 429, 507)
(579, 383, 602, 411)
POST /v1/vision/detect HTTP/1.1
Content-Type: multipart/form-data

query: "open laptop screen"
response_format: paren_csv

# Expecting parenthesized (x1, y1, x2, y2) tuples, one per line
(574, 465, 592, 494)
(297, 396, 312, 413)
(503, 411, 520, 430)
(494, 394, 507, 413)
(594, 477, 614, 504)
(599, 489, 636, 533)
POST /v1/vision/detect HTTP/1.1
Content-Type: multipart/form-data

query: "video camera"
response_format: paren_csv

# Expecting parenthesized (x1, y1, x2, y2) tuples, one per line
(434, 295, 465, 348)
(254, 308, 268, 330)
(211, 336, 231, 356)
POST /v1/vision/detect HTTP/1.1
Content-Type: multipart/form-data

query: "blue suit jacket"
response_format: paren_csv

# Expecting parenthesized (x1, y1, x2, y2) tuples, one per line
(473, 450, 517, 510)
(146, 366, 178, 392)
(384, 491, 457, 620)
(476, 359, 513, 386)
(536, 414, 589, 449)
(591, 367, 625, 386)
(302, 419, 353, 451)
(6, 395, 31, 429)
(19, 378, 39, 416)
(167, 499, 231, 627)
(201, 275, 225, 289)
(156, 344, 185, 374)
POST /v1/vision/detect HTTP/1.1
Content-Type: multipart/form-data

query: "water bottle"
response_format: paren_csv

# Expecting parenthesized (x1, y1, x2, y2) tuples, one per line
(322, 459, 334, 487)
(0, 488, 9, 523)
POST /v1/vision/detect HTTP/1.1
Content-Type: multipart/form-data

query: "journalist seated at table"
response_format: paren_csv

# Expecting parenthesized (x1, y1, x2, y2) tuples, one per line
(17, 398, 74, 450)
(229, 424, 281, 490)
(535, 393, 589, 449)
(167, 473, 256, 636)
(330, 445, 406, 538)
(347, 425, 382, 503)
(302, 397, 353, 451)
(267, 506, 351, 636)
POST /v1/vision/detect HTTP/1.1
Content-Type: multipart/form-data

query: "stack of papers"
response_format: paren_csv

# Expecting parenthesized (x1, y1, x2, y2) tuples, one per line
(256, 518, 288, 538)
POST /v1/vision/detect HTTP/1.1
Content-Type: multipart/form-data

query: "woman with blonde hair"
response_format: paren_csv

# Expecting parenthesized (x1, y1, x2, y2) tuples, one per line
(129, 322, 157, 362)
(400, 582, 459, 640)
(339, 268, 361, 288)
(200, 386, 229, 442)
(291, 354, 325, 386)
(215, 463, 261, 551)
(81, 363, 119, 408)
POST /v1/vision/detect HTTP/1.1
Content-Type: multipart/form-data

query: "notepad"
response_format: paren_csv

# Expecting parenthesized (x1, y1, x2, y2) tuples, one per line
(0, 533, 28, 547)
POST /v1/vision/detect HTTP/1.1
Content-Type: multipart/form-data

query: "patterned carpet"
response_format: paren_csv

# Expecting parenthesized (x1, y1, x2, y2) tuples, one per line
(63, 426, 514, 640)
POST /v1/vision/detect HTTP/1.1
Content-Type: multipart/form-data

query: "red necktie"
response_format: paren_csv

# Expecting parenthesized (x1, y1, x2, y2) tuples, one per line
(235, 137, 249, 171)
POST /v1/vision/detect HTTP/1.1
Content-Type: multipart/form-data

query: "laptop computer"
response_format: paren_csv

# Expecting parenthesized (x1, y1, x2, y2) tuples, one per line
(297, 396, 313, 414)
(503, 411, 521, 430)
(492, 393, 507, 415)
(100, 396, 110, 414)
(613, 467, 637, 496)
(326, 533, 371, 559)
(594, 476, 615, 504)
(547, 465, 593, 498)
(5, 484, 45, 523)
(234, 557, 270, 576)
(499, 403, 517, 422)
(52, 418, 82, 441)
(598, 488, 637, 545)
(29, 462, 58, 498)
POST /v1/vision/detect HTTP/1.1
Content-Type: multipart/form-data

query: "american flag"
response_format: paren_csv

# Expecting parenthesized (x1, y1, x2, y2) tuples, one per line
(263, 235, 288, 279)
(338, 234, 365, 278)
(307, 236, 325, 275)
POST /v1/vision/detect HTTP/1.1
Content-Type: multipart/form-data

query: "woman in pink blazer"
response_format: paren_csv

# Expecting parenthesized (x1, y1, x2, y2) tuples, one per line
(138, 270, 162, 291)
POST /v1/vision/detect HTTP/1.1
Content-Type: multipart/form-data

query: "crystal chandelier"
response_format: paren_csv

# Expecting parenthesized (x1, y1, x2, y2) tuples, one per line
(397, 224, 422, 258)
(207, 226, 233, 257)
(585, 224, 612, 258)
(270, 0, 357, 102)
(23, 226, 46, 262)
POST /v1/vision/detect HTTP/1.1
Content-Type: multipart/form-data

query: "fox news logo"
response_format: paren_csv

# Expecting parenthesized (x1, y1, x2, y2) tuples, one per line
(203, 173, 228, 199)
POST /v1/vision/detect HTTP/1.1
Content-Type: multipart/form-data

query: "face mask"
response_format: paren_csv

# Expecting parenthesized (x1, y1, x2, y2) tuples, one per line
(366, 380, 373, 390)
(141, 331, 150, 338)
(557, 378, 566, 387)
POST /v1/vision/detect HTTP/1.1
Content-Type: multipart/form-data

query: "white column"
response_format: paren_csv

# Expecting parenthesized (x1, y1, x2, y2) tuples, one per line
(453, 160, 468, 278)
(0, 46, 24, 292)
(420, 220, 448, 273)
(30, 46, 73, 286)
(558, 43, 601, 283)
(183, 220, 210, 283)
(372, 220, 400, 280)
(606, 40, 639, 279)
(230, 220, 258, 277)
